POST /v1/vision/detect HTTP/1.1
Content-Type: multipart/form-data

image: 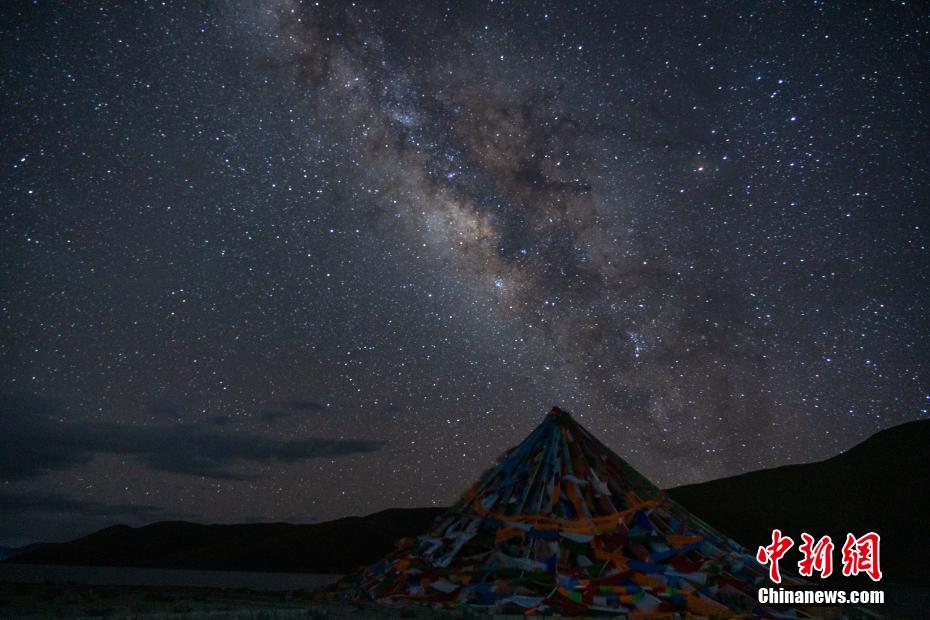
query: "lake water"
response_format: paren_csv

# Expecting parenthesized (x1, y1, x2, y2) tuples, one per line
(0, 564, 341, 591)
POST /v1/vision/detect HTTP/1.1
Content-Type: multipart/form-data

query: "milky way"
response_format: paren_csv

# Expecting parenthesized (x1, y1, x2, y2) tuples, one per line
(1, 1, 927, 545)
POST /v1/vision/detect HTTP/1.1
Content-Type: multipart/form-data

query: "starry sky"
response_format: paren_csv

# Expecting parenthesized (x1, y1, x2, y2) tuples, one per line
(1, 1, 927, 547)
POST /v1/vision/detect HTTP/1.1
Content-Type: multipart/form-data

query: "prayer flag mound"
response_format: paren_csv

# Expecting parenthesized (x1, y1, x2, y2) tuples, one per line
(323, 407, 810, 617)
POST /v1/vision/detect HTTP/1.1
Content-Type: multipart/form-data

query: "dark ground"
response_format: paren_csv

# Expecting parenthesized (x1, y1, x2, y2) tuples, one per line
(0, 582, 466, 620)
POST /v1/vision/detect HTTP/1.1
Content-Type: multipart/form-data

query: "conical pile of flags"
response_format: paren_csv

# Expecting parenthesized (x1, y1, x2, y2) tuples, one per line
(323, 407, 810, 617)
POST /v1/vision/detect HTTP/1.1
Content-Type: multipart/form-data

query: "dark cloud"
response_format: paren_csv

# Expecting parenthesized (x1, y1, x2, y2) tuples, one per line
(1, 393, 97, 480)
(0, 393, 384, 481)
(206, 399, 326, 427)
(258, 409, 292, 424)
(0, 490, 175, 521)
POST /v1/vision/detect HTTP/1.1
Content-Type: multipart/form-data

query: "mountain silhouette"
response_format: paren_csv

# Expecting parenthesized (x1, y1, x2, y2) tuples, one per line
(669, 419, 930, 587)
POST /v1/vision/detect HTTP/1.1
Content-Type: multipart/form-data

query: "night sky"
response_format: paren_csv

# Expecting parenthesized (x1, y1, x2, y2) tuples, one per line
(1, 1, 927, 547)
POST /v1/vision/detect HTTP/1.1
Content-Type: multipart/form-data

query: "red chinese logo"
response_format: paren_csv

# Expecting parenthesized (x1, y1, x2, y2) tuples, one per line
(756, 529, 794, 583)
(798, 533, 834, 578)
(757, 530, 881, 582)
(841, 532, 882, 582)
